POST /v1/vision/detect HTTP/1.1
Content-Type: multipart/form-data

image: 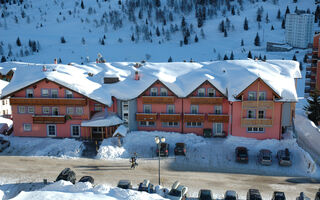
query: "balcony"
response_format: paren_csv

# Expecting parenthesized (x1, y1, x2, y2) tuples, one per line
(242, 101, 273, 109)
(190, 97, 223, 104)
(142, 96, 174, 104)
(207, 114, 229, 123)
(159, 113, 181, 122)
(241, 118, 273, 127)
(33, 115, 66, 124)
(10, 97, 87, 106)
(183, 113, 205, 122)
(136, 113, 157, 121)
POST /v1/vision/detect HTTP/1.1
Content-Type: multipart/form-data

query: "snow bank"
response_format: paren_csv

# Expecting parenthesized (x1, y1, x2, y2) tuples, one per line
(97, 131, 319, 177)
(11, 181, 167, 200)
(0, 136, 84, 158)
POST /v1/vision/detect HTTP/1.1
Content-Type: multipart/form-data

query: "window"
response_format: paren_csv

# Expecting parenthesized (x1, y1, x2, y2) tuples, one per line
(162, 122, 179, 127)
(94, 104, 103, 111)
(65, 90, 73, 98)
(247, 127, 264, 133)
(208, 88, 216, 97)
(186, 122, 202, 127)
(191, 105, 198, 114)
(27, 106, 34, 114)
(214, 105, 222, 114)
(150, 88, 158, 96)
(213, 123, 223, 134)
(122, 101, 129, 111)
(66, 107, 74, 115)
(247, 110, 256, 118)
(42, 89, 49, 97)
(75, 107, 83, 115)
(197, 88, 205, 97)
(259, 92, 266, 100)
(143, 105, 151, 113)
(258, 110, 265, 119)
(2, 100, 4, 106)
(160, 88, 168, 96)
(26, 89, 33, 98)
(71, 125, 81, 137)
(139, 121, 155, 126)
(52, 107, 59, 115)
(51, 89, 58, 98)
(18, 106, 26, 114)
(248, 91, 257, 101)
(47, 124, 57, 136)
(167, 105, 175, 114)
(43, 107, 50, 114)
(23, 124, 32, 132)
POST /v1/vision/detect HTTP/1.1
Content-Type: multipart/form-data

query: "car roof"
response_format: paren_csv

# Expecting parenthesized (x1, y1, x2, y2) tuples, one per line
(176, 143, 185, 146)
(118, 180, 131, 184)
(260, 149, 271, 153)
(226, 190, 237, 196)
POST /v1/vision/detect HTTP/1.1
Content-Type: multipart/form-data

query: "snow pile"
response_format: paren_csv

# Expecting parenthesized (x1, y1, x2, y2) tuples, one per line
(11, 181, 167, 200)
(0, 136, 84, 158)
(97, 131, 318, 177)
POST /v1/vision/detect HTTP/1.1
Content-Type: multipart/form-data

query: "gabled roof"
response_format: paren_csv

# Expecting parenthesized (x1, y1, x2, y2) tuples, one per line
(186, 80, 227, 98)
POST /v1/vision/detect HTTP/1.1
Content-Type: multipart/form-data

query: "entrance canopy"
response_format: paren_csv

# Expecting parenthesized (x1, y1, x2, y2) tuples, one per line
(81, 111, 123, 127)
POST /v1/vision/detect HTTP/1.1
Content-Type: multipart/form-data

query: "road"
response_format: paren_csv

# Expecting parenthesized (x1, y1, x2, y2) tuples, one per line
(0, 156, 319, 199)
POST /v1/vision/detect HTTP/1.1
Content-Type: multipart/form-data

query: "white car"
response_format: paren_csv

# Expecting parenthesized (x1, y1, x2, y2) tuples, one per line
(166, 181, 188, 200)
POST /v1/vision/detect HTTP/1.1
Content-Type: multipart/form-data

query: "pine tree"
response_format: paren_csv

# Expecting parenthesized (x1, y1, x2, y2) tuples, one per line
(248, 51, 252, 59)
(263, 55, 267, 61)
(277, 9, 281, 20)
(101, 39, 105, 45)
(155, 0, 161, 7)
(230, 51, 234, 60)
(254, 33, 260, 46)
(131, 33, 135, 42)
(304, 91, 320, 125)
(197, 16, 203, 28)
(16, 37, 21, 46)
(258, 54, 262, 60)
(224, 29, 228, 37)
(81, 0, 84, 9)
(271, 25, 274, 30)
(241, 39, 244, 46)
(181, 17, 186, 28)
(231, 6, 235, 15)
(1, 56, 6, 62)
(299, 61, 303, 71)
(194, 35, 198, 43)
(168, 56, 173, 62)
(292, 54, 297, 61)
(265, 13, 269, 23)
(156, 27, 160, 37)
(219, 20, 225, 32)
(183, 35, 188, 45)
(60, 36, 66, 43)
(281, 18, 285, 29)
(285, 6, 290, 15)
(223, 54, 228, 60)
(243, 17, 249, 31)
(256, 13, 261, 22)
(303, 54, 308, 63)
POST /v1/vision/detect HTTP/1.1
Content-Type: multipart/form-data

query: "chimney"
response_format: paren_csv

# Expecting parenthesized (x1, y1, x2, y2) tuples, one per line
(134, 71, 140, 80)
(54, 58, 57, 64)
(42, 65, 47, 72)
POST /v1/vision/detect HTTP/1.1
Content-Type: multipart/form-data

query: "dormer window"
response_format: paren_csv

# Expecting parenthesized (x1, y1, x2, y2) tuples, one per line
(65, 90, 73, 98)
(208, 88, 216, 97)
(160, 88, 168, 96)
(51, 89, 58, 98)
(26, 89, 33, 98)
(197, 88, 205, 97)
(248, 92, 257, 101)
(42, 89, 49, 97)
(259, 92, 266, 100)
(150, 88, 157, 96)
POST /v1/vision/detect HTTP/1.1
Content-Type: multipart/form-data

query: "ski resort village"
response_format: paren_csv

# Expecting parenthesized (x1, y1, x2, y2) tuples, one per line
(0, 0, 320, 199)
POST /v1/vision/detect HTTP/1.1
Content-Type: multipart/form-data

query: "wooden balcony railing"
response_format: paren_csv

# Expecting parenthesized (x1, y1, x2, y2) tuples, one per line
(136, 113, 157, 121)
(142, 96, 175, 104)
(242, 101, 273, 109)
(190, 97, 223, 104)
(207, 114, 229, 123)
(159, 113, 181, 122)
(33, 115, 66, 124)
(10, 97, 87, 106)
(183, 113, 205, 122)
(241, 118, 273, 127)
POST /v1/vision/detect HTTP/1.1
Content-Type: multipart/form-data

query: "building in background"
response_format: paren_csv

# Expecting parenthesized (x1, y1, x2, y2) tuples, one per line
(285, 13, 313, 48)
(0, 79, 11, 118)
(305, 33, 320, 95)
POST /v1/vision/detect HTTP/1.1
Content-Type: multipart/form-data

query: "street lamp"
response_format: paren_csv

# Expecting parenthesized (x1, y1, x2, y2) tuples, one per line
(155, 136, 165, 185)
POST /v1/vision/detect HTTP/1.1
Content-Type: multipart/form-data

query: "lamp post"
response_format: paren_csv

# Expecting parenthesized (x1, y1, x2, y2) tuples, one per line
(155, 136, 165, 185)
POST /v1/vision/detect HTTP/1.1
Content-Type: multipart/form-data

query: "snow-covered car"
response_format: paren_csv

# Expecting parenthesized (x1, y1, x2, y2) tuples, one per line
(0, 137, 10, 152)
(225, 190, 238, 200)
(56, 168, 76, 184)
(117, 180, 132, 189)
(258, 149, 272, 166)
(198, 189, 213, 200)
(277, 148, 292, 166)
(235, 146, 248, 163)
(138, 179, 154, 193)
(272, 191, 286, 200)
(166, 181, 188, 200)
(296, 192, 310, 200)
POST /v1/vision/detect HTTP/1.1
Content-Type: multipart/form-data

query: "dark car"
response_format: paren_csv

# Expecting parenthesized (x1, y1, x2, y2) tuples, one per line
(79, 176, 94, 184)
(198, 189, 213, 200)
(258, 149, 272, 166)
(235, 146, 248, 163)
(156, 143, 169, 157)
(174, 143, 186, 156)
(56, 168, 76, 184)
(225, 190, 238, 200)
(272, 191, 286, 200)
(117, 180, 132, 189)
(296, 192, 310, 200)
(138, 179, 154, 193)
(247, 189, 262, 200)
(277, 148, 292, 166)
(0, 137, 10, 152)
(315, 189, 320, 200)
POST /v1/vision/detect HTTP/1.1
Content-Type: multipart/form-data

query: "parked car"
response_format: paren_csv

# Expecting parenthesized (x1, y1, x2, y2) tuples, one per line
(296, 192, 310, 200)
(247, 189, 262, 200)
(198, 189, 213, 200)
(117, 180, 132, 189)
(0, 137, 10, 152)
(235, 146, 248, 163)
(174, 143, 186, 156)
(56, 168, 76, 184)
(79, 176, 94, 184)
(138, 179, 154, 193)
(156, 143, 169, 157)
(225, 190, 238, 200)
(272, 191, 286, 200)
(258, 149, 272, 166)
(315, 189, 320, 200)
(277, 148, 292, 166)
(166, 181, 188, 200)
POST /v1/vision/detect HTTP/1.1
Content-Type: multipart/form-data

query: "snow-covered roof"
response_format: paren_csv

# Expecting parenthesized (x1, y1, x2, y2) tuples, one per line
(113, 125, 127, 137)
(81, 111, 123, 127)
(0, 60, 301, 104)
